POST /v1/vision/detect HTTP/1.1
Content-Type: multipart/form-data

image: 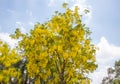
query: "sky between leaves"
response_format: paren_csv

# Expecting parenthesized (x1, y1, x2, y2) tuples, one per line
(0, 0, 120, 84)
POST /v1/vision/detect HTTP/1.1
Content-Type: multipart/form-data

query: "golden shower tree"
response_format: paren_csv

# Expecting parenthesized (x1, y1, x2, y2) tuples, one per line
(9, 4, 97, 84)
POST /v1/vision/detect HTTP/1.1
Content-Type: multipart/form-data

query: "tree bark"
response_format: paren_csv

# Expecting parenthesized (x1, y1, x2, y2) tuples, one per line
(60, 60, 66, 84)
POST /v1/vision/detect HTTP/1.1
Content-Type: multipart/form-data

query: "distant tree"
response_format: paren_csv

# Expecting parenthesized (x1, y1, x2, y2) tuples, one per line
(101, 60, 120, 84)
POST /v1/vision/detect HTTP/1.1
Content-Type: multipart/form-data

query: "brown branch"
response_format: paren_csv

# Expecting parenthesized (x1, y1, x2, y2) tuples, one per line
(59, 60, 66, 84)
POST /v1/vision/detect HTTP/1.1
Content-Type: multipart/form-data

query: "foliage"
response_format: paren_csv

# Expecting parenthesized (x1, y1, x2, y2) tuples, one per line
(0, 40, 21, 83)
(101, 60, 120, 84)
(0, 4, 97, 84)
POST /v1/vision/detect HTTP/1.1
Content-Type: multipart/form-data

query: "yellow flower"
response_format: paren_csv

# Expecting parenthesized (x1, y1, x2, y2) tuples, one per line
(0, 75, 3, 81)
(63, 53, 68, 60)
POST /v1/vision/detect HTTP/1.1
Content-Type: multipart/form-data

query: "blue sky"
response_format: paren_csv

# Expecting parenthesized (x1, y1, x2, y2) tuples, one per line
(0, 0, 120, 84)
(0, 0, 120, 45)
(88, 0, 120, 46)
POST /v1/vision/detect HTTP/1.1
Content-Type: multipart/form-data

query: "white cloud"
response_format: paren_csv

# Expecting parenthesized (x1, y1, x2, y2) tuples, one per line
(70, 0, 92, 25)
(15, 21, 26, 33)
(48, 0, 56, 6)
(0, 26, 1, 31)
(6, 9, 15, 14)
(26, 10, 33, 17)
(97, 37, 120, 64)
(48, 0, 92, 25)
(28, 22, 34, 27)
(0, 33, 18, 48)
(90, 37, 120, 84)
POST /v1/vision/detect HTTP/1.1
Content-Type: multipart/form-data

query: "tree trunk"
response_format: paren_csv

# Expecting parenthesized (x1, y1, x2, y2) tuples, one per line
(60, 60, 66, 84)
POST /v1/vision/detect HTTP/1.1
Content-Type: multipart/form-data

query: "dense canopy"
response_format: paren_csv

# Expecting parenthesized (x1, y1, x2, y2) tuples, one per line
(0, 4, 97, 84)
